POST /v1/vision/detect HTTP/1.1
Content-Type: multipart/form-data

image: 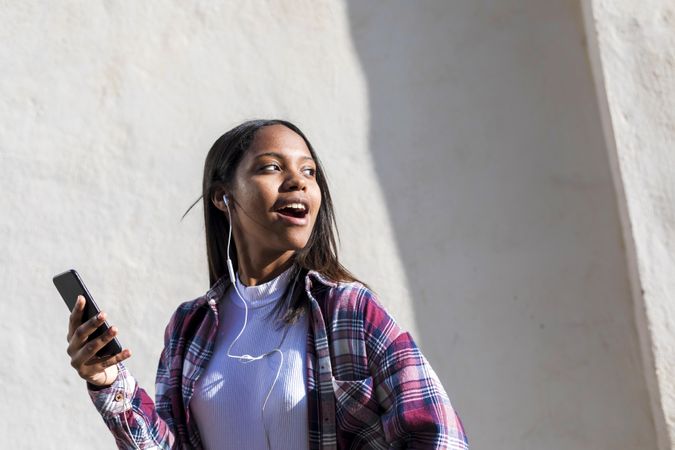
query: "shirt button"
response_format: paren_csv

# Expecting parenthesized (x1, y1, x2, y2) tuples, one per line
(114, 393, 124, 402)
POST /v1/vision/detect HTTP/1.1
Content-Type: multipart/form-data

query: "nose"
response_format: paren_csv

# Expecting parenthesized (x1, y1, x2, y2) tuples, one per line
(282, 170, 307, 192)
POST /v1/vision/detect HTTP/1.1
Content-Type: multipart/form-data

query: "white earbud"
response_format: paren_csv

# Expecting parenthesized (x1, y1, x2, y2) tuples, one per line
(222, 193, 236, 281)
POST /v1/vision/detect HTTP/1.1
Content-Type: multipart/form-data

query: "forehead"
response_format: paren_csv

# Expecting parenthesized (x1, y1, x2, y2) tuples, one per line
(247, 124, 312, 159)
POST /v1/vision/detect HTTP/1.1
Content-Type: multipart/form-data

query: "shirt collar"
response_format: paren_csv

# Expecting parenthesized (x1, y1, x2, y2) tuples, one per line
(201, 268, 336, 307)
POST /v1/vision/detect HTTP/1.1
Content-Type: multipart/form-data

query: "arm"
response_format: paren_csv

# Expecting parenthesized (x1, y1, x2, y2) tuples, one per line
(361, 294, 469, 449)
(86, 305, 186, 449)
(372, 332, 469, 449)
(87, 361, 175, 449)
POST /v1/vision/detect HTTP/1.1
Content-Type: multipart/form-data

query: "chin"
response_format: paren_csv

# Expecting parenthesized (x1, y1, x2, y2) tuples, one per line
(281, 234, 312, 252)
(289, 240, 311, 252)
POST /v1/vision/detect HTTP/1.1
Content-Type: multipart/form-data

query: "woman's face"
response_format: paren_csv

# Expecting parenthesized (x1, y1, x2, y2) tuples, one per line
(225, 124, 322, 257)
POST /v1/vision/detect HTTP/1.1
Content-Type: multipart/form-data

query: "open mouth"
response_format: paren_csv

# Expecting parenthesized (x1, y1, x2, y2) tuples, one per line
(276, 205, 308, 219)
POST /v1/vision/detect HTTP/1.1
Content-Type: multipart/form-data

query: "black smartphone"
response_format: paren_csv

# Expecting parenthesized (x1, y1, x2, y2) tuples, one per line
(53, 269, 123, 357)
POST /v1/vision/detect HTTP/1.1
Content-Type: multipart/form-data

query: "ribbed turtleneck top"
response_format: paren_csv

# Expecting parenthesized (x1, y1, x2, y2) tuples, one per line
(190, 266, 310, 450)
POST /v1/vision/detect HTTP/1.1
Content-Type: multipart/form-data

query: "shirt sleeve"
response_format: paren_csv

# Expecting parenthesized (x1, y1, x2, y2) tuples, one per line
(87, 362, 175, 449)
(87, 308, 183, 450)
(362, 294, 469, 449)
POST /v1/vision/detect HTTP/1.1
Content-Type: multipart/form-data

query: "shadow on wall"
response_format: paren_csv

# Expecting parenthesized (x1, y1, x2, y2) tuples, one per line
(345, 1, 656, 449)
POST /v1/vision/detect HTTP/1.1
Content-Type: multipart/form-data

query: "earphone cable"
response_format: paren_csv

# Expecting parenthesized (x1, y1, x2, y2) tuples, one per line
(222, 195, 299, 450)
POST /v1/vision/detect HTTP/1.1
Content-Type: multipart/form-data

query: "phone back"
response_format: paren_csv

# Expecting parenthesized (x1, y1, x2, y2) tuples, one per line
(53, 269, 122, 357)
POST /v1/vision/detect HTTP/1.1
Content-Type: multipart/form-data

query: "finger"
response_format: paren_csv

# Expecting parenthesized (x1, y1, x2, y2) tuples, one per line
(79, 349, 132, 382)
(70, 308, 107, 347)
(71, 325, 118, 369)
(90, 348, 132, 370)
(67, 296, 86, 341)
(67, 310, 107, 356)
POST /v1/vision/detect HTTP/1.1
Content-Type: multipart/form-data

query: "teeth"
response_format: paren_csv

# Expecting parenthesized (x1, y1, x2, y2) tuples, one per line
(280, 203, 306, 211)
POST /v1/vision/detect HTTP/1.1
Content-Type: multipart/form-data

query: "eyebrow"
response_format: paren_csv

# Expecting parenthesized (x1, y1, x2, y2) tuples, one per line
(254, 152, 314, 162)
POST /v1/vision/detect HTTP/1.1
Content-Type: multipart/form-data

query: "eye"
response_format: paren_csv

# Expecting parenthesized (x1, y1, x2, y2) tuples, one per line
(303, 167, 316, 177)
(260, 163, 281, 172)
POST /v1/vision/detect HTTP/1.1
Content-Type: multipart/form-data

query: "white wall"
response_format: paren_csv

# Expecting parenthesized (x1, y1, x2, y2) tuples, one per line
(0, 2, 413, 449)
(342, 1, 657, 448)
(583, 1, 675, 448)
(0, 1, 658, 449)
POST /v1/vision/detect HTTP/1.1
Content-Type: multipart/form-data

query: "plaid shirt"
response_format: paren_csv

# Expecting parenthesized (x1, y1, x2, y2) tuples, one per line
(88, 270, 469, 449)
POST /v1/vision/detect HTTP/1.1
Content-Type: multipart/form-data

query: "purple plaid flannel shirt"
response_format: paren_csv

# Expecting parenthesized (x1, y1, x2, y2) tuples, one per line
(88, 270, 469, 449)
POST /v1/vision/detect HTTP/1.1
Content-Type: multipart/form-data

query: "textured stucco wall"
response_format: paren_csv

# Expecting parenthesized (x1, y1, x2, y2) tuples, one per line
(0, 2, 415, 448)
(583, 1, 675, 449)
(344, 1, 657, 448)
(0, 1, 658, 449)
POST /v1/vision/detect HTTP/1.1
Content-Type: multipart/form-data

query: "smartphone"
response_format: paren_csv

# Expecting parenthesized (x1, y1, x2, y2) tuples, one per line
(53, 269, 123, 357)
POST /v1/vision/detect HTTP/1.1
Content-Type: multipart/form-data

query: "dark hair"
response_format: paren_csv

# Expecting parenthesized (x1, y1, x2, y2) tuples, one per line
(184, 119, 366, 324)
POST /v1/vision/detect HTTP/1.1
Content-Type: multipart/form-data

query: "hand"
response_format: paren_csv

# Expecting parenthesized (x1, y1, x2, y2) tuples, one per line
(66, 295, 132, 387)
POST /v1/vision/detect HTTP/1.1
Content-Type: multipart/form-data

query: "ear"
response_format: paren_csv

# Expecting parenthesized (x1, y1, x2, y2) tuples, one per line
(211, 188, 230, 213)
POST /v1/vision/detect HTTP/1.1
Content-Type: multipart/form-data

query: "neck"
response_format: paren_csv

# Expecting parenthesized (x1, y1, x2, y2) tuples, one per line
(234, 247, 296, 287)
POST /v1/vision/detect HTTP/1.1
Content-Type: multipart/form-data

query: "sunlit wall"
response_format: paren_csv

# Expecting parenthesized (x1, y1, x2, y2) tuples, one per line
(0, 1, 659, 449)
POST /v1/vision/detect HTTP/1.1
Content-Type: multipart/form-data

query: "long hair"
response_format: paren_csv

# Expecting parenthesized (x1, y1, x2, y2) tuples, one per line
(183, 119, 366, 324)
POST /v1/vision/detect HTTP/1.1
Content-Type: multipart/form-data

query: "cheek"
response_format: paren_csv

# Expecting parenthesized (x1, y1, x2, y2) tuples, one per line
(311, 185, 322, 216)
(235, 183, 272, 215)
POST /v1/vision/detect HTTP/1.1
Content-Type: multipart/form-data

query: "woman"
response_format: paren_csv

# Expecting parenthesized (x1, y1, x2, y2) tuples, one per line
(66, 119, 469, 449)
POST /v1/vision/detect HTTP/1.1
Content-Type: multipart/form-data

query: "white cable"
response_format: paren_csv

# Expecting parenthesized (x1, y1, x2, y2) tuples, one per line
(222, 195, 297, 450)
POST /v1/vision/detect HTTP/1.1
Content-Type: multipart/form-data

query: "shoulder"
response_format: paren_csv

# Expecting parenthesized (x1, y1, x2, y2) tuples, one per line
(168, 296, 207, 324)
(165, 274, 229, 331)
(309, 272, 384, 315)
(332, 280, 390, 321)
(308, 272, 405, 347)
(161, 292, 212, 348)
